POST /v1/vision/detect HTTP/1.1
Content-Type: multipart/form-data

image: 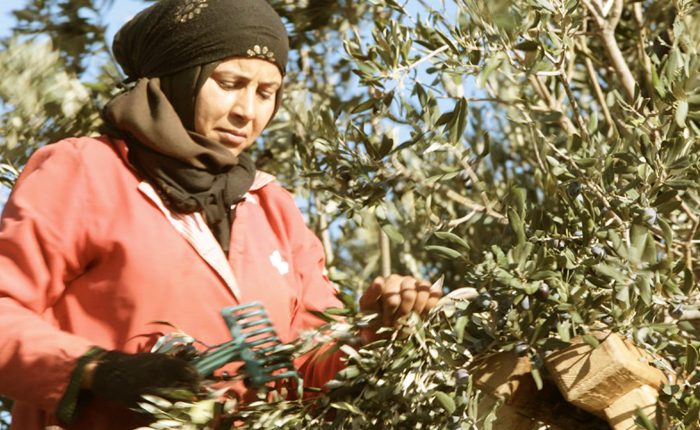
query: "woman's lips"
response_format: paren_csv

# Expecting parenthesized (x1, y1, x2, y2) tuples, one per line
(215, 129, 248, 146)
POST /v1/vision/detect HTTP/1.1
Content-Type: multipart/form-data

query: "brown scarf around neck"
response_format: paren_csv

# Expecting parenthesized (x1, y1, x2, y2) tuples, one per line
(103, 75, 255, 254)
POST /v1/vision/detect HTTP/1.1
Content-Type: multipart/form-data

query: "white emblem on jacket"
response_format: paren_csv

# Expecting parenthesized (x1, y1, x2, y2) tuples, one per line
(269, 250, 289, 275)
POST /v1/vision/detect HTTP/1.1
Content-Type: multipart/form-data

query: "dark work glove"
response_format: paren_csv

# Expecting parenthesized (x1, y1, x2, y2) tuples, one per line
(91, 351, 201, 408)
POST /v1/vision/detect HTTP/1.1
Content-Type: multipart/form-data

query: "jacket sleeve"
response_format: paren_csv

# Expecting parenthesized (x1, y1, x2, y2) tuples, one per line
(0, 141, 96, 412)
(286, 203, 346, 390)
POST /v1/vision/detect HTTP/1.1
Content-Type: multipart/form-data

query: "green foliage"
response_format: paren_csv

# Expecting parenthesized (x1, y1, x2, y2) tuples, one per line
(135, 308, 494, 429)
(0, 0, 119, 189)
(0, 39, 100, 164)
(0, 396, 11, 429)
(10, 0, 114, 74)
(1, 0, 700, 428)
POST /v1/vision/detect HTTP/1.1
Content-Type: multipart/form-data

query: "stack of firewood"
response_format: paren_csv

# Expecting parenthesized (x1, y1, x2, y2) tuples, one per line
(440, 289, 668, 430)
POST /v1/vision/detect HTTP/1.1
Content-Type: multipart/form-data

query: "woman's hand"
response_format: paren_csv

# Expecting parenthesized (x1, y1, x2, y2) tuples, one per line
(88, 351, 200, 407)
(358, 275, 443, 343)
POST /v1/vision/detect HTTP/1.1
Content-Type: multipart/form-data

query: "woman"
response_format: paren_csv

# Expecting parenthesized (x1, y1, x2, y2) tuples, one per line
(0, 0, 441, 428)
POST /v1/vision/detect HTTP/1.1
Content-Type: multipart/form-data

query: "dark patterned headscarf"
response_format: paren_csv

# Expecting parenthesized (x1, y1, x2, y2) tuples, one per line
(114, 0, 288, 80)
(103, 0, 289, 253)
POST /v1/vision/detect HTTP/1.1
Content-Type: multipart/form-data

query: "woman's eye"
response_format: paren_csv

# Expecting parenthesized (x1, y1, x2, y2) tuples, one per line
(258, 91, 274, 100)
(218, 80, 243, 90)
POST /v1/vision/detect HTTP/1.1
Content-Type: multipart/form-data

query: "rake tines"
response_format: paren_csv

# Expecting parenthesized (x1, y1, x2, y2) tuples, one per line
(193, 302, 299, 389)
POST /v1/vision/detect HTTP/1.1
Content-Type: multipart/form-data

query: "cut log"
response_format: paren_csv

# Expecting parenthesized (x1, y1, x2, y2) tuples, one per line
(478, 394, 537, 430)
(471, 351, 608, 430)
(544, 332, 666, 427)
(471, 351, 535, 404)
(604, 384, 658, 430)
(472, 351, 539, 430)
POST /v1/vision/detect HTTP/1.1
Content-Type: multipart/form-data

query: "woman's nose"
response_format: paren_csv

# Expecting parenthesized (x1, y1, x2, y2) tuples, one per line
(231, 88, 256, 121)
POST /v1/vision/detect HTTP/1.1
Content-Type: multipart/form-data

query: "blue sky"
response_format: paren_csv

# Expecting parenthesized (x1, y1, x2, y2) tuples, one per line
(0, 0, 145, 41)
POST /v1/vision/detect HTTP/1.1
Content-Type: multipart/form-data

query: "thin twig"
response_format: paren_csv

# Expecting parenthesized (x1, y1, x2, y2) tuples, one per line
(447, 210, 478, 227)
(685, 216, 700, 273)
(535, 70, 564, 77)
(529, 74, 553, 106)
(680, 200, 700, 224)
(446, 145, 493, 209)
(558, 74, 590, 142)
(581, 0, 607, 28)
(582, 48, 616, 132)
(321, 225, 334, 264)
(527, 75, 577, 135)
(390, 44, 450, 76)
(681, 310, 700, 321)
(391, 154, 507, 222)
(379, 228, 392, 277)
(528, 126, 548, 174)
(443, 188, 505, 221)
(633, 3, 655, 100)
(545, 142, 625, 227)
(313, 194, 335, 266)
(558, 44, 577, 107)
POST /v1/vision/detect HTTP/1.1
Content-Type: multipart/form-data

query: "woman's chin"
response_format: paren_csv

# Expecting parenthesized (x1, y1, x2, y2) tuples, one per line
(221, 141, 250, 156)
(206, 135, 247, 155)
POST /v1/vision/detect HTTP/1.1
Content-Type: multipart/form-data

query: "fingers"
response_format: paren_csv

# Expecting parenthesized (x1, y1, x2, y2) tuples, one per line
(381, 275, 403, 327)
(398, 277, 418, 317)
(359, 275, 445, 332)
(359, 275, 411, 327)
(412, 280, 432, 316)
(359, 277, 383, 314)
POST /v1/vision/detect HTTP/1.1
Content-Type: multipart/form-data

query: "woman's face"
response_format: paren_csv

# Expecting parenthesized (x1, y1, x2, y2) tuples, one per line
(194, 57, 282, 156)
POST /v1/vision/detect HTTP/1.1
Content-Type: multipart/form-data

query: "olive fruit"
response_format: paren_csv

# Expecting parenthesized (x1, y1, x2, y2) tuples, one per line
(514, 343, 529, 357)
(551, 239, 566, 249)
(591, 245, 606, 259)
(455, 368, 470, 385)
(536, 283, 551, 300)
(642, 207, 658, 226)
(567, 181, 582, 198)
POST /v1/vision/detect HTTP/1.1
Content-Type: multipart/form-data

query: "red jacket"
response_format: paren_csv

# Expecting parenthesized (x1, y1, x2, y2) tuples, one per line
(0, 136, 344, 429)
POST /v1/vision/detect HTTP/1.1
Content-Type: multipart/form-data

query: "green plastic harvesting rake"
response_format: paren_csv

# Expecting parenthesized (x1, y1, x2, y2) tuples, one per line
(191, 302, 299, 388)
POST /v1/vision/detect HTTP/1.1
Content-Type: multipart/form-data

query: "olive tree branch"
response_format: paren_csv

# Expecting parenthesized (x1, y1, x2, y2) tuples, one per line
(633, 3, 655, 100)
(680, 200, 700, 224)
(680, 310, 700, 321)
(544, 140, 625, 227)
(578, 17, 616, 134)
(320, 219, 334, 264)
(581, 0, 637, 100)
(558, 44, 578, 107)
(369, 115, 392, 277)
(682, 202, 700, 273)
(447, 210, 478, 228)
(313, 194, 335, 265)
(390, 154, 506, 222)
